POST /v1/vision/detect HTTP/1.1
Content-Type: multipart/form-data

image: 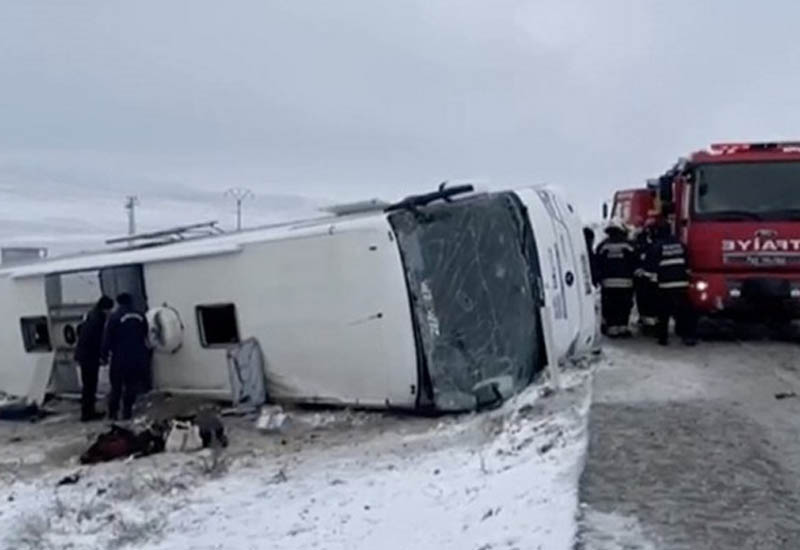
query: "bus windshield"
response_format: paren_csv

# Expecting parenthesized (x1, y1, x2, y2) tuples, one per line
(694, 161, 800, 220)
(388, 193, 543, 412)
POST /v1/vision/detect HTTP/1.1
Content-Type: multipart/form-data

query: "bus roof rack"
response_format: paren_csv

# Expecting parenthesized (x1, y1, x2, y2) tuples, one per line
(106, 221, 224, 247)
(320, 199, 390, 216)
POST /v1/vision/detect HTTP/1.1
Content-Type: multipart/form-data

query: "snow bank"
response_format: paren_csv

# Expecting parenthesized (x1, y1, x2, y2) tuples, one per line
(0, 368, 593, 550)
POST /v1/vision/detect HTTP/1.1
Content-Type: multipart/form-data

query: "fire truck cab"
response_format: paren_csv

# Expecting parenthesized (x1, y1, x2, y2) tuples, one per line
(609, 188, 656, 230)
(654, 142, 800, 320)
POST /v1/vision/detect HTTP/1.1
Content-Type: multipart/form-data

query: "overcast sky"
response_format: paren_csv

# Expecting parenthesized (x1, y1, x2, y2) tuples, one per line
(2, 1, 800, 248)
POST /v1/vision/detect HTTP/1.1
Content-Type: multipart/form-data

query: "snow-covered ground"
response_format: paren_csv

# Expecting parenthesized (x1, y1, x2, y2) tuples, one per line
(0, 366, 593, 550)
(9, 336, 800, 550)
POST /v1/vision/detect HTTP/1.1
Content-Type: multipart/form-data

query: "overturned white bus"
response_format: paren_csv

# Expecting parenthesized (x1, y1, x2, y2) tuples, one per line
(0, 185, 596, 412)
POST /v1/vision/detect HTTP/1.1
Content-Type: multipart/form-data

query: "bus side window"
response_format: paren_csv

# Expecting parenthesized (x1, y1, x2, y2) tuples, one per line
(21, 316, 52, 352)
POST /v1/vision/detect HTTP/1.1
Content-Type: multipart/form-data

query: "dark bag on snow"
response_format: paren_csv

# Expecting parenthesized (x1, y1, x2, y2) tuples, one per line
(80, 424, 165, 464)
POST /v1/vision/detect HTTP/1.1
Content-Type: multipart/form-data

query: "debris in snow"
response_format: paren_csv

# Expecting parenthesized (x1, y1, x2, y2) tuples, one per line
(80, 424, 165, 464)
(540, 386, 556, 399)
(219, 407, 251, 418)
(268, 469, 288, 484)
(56, 472, 82, 487)
(0, 392, 19, 408)
(539, 441, 556, 455)
(194, 409, 229, 449)
(165, 420, 204, 453)
(0, 397, 40, 421)
(307, 411, 339, 429)
(226, 337, 268, 413)
(256, 405, 291, 432)
(775, 392, 797, 400)
(517, 403, 544, 419)
(193, 449, 231, 478)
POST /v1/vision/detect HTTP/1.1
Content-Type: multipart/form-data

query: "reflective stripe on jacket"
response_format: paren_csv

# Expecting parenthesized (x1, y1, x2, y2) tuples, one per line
(659, 281, 689, 289)
(596, 237, 636, 288)
(646, 236, 689, 289)
(602, 278, 634, 289)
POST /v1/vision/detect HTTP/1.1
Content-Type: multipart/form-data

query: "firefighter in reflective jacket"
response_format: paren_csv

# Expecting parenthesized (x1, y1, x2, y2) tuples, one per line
(645, 222, 698, 346)
(633, 222, 658, 333)
(596, 221, 636, 337)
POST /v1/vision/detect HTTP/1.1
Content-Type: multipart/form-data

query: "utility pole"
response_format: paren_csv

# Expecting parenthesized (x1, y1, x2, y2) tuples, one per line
(124, 195, 139, 236)
(225, 188, 254, 231)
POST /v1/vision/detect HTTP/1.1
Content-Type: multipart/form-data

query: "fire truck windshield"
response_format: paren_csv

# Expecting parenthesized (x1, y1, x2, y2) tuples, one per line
(694, 161, 800, 220)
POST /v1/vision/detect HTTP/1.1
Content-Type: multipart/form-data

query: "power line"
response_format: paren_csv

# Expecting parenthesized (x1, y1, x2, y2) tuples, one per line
(225, 188, 254, 231)
(124, 195, 140, 236)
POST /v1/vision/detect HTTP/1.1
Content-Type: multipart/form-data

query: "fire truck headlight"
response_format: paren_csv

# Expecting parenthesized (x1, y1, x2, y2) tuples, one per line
(695, 280, 709, 292)
(791, 288, 800, 299)
(729, 288, 742, 298)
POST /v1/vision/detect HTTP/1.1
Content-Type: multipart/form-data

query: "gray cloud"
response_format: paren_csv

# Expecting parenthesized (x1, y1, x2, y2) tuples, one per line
(1, 0, 800, 247)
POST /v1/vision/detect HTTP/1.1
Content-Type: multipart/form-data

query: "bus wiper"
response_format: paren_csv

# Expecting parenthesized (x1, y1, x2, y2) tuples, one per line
(707, 210, 763, 221)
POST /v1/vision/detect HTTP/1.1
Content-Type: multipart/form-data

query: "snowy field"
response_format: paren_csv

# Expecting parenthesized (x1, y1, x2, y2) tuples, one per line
(0, 366, 593, 550)
(7, 336, 800, 550)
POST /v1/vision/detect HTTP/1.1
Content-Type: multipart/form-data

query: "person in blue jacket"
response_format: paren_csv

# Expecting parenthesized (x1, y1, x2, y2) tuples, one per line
(101, 293, 149, 420)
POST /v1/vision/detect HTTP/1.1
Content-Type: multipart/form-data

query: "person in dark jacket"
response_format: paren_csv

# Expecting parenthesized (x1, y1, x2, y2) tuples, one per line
(596, 221, 636, 337)
(646, 222, 697, 346)
(633, 222, 658, 333)
(74, 296, 114, 421)
(101, 293, 149, 420)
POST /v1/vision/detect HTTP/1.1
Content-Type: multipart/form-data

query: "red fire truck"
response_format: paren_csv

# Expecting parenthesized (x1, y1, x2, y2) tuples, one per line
(607, 187, 657, 228)
(612, 142, 800, 320)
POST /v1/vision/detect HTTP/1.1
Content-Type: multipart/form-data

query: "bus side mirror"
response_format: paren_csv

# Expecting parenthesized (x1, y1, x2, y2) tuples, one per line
(602, 202, 609, 220)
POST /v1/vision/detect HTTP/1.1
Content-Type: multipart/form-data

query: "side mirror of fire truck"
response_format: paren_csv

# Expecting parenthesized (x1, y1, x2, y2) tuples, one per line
(602, 202, 609, 220)
(698, 182, 709, 197)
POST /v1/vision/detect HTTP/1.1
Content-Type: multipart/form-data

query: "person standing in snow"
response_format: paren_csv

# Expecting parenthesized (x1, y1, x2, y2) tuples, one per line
(596, 221, 636, 337)
(633, 222, 658, 334)
(646, 221, 697, 346)
(101, 293, 149, 420)
(74, 295, 114, 421)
